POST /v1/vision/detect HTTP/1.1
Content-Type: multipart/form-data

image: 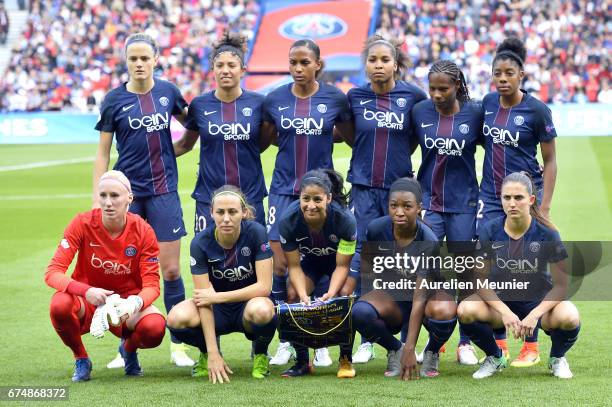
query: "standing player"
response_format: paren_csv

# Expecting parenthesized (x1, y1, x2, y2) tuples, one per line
(93, 33, 193, 368)
(278, 169, 357, 378)
(173, 31, 268, 230)
(479, 37, 558, 366)
(263, 39, 352, 367)
(45, 171, 166, 381)
(458, 172, 579, 379)
(411, 60, 483, 365)
(166, 186, 276, 383)
(350, 178, 457, 378)
(339, 34, 427, 363)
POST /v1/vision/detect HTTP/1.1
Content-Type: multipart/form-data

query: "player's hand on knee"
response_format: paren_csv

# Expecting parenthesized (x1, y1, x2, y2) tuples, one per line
(90, 305, 111, 338)
(208, 354, 233, 384)
(85, 287, 114, 306)
(400, 348, 419, 381)
(193, 287, 217, 307)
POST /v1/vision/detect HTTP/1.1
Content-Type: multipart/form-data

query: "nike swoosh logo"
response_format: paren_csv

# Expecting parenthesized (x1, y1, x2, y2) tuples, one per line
(278, 106, 290, 111)
(378, 246, 390, 251)
(173, 227, 181, 233)
(421, 123, 434, 128)
(90, 242, 101, 247)
(485, 111, 494, 115)
(204, 111, 217, 116)
(296, 237, 309, 242)
(122, 104, 135, 112)
(360, 100, 371, 105)
(209, 258, 223, 262)
(491, 244, 504, 249)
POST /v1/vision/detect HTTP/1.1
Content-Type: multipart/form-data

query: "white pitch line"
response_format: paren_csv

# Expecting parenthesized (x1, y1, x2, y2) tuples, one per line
(0, 157, 96, 172)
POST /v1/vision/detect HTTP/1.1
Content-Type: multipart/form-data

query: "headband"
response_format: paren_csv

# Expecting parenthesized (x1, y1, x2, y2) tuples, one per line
(100, 173, 132, 193)
(300, 175, 331, 193)
(212, 45, 245, 66)
(212, 190, 247, 207)
(495, 50, 524, 68)
(125, 36, 158, 55)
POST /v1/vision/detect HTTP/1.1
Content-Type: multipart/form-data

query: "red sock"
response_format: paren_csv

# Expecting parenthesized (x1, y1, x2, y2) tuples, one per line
(124, 313, 166, 353)
(49, 292, 88, 359)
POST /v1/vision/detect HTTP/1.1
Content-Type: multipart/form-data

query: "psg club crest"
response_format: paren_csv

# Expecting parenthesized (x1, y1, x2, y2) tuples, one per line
(279, 13, 348, 40)
(514, 115, 525, 126)
(317, 104, 327, 113)
(159, 96, 169, 107)
(396, 98, 407, 108)
(459, 123, 470, 134)
(125, 246, 137, 257)
(242, 107, 252, 117)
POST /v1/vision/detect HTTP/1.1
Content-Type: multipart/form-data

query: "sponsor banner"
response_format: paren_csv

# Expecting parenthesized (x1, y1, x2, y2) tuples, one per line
(249, 0, 372, 73)
(549, 103, 611, 137)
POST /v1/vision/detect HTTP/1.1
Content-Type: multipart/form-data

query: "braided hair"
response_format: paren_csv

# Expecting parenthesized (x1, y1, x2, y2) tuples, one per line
(429, 60, 470, 103)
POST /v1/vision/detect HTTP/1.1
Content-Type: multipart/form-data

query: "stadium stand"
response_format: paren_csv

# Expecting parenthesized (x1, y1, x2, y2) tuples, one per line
(0, 0, 609, 112)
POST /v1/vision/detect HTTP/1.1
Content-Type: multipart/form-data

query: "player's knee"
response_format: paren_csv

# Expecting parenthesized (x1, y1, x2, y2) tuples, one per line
(456, 301, 477, 323)
(352, 301, 377, 328)
(166, 306, 190, 329)
(557, 303, 580, 330)
(135, 314, 166, 348)
(161, 264, 181, 281)
(50, 292, 75, 318)
(427, 300, 456, 321)
(247, 302, 275, 325)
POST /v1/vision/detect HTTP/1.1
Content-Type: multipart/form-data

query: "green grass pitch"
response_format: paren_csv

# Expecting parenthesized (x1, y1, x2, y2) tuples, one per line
(0, 137, 611, 406)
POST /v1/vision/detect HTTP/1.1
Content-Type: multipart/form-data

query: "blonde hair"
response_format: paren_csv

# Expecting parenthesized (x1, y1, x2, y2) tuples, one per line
(100, 170, 132, 194)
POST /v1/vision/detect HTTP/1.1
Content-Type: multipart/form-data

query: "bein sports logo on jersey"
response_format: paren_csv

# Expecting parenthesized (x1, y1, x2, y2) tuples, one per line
(128, 112, 169, 133)
(279, 13, 347, 40)
(280, 116, 323, 135)
(90, 253, 132, 275)
(482, 123, 519, 147)
(211, 263, 254, 282)
(424, 135, 465, 156)
(299, 246, 336, 256)
(495, 256, 538, 274)
(208, 121, 251, 140)
(363, 109, 404, 130)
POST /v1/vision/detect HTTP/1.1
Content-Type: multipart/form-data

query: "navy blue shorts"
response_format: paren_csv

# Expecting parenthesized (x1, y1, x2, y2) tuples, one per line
(213, 302, 255, 340)
(194, 200, 266, 234)
(476, 189, 543, 236)
(350, 185, 389, 242)
(267, 193, 298, 240)
(424, 210, 476, 242)
(129, 191, 186, 241)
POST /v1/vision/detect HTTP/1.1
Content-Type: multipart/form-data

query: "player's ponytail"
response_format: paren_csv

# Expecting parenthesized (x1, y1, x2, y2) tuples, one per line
(211, 185, 256, 221)
(300, 169, 350, 207)
(290, 39, 325, 79)
(502, 172, 556, 231)
(362, 34, 410, 80)
(429, 60, 471, 104)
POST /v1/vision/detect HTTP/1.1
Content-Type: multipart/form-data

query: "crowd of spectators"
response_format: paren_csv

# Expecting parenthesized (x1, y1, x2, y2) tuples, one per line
(0, 0, 260, 112)
(0, 0, 609, 112)
(377, 0, 610, 103)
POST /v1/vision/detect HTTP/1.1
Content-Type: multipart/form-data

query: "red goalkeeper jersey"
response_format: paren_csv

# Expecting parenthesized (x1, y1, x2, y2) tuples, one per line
(45, 209, 160, 308)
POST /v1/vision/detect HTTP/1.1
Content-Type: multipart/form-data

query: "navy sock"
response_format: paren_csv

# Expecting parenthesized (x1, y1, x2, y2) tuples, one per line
(550, 325, 580, 358)
(293, 343, 309, 364)
(339, 330, 355, 361)
(351, 301, 401, 352)
(271, 274, 288, 304)
(164, 278, 186, 344)
(250, 314, 278, 355)
(461, 321, 501, 357)
(167, 326, 206, 353)
(425, 317, 457, 353)
(458, 323, 471, 345)
(493, 327, 507, 340)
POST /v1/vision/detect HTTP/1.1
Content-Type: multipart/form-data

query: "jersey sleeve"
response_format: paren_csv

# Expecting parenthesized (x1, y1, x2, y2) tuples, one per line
(190, 237, 210, 275)
(533, 102, 557, 143)
(251, 223, 273, 261)
(414, 85, 428, 103)
(279, 217, 298, 252)
(95, 92, 116, 133)
(338, 210, 357, 242)
(184, 98, 200, 132)
(335, 90, 352, 123)
(545, 229, 568, 264)
(171, 83, 188, 115)
(346, 89, 356, 120)
(136, 224, 161, 308)
(45, 214, 90, 296)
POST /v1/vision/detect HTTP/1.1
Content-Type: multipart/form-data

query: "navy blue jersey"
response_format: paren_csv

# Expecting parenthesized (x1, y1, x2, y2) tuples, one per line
(190, 220, 272, 293)
(185, 90, 267, 204)
(95, 80, 187, 197)
(347, 81, 427, 189)
(478, 216, 567, 300)
(366, 216, 439, 278)
(413, 100, 483, 213)
(481, 91, 557, 199)
(279, 200, 356, 272)
(263, 82, 351, 195)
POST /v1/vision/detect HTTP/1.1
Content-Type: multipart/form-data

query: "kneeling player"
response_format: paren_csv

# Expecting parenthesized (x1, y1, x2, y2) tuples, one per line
(167, 186, 276, 383)
(45, 171, 166, 382)
(279, 169, 357, 378)
(351, 178, 457, 379)
(458, 172, 580, 379)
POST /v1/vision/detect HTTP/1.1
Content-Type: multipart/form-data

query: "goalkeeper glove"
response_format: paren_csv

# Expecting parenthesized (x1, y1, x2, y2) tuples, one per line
(113, 295, 144, 320)
(90, 304, 113, 338)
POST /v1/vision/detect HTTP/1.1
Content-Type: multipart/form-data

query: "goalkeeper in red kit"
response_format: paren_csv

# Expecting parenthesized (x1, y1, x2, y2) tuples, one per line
(45, 170, 165, 382)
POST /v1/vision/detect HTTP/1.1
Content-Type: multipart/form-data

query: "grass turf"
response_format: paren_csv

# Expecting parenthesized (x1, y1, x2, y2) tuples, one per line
(0, 137, 611, 406)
